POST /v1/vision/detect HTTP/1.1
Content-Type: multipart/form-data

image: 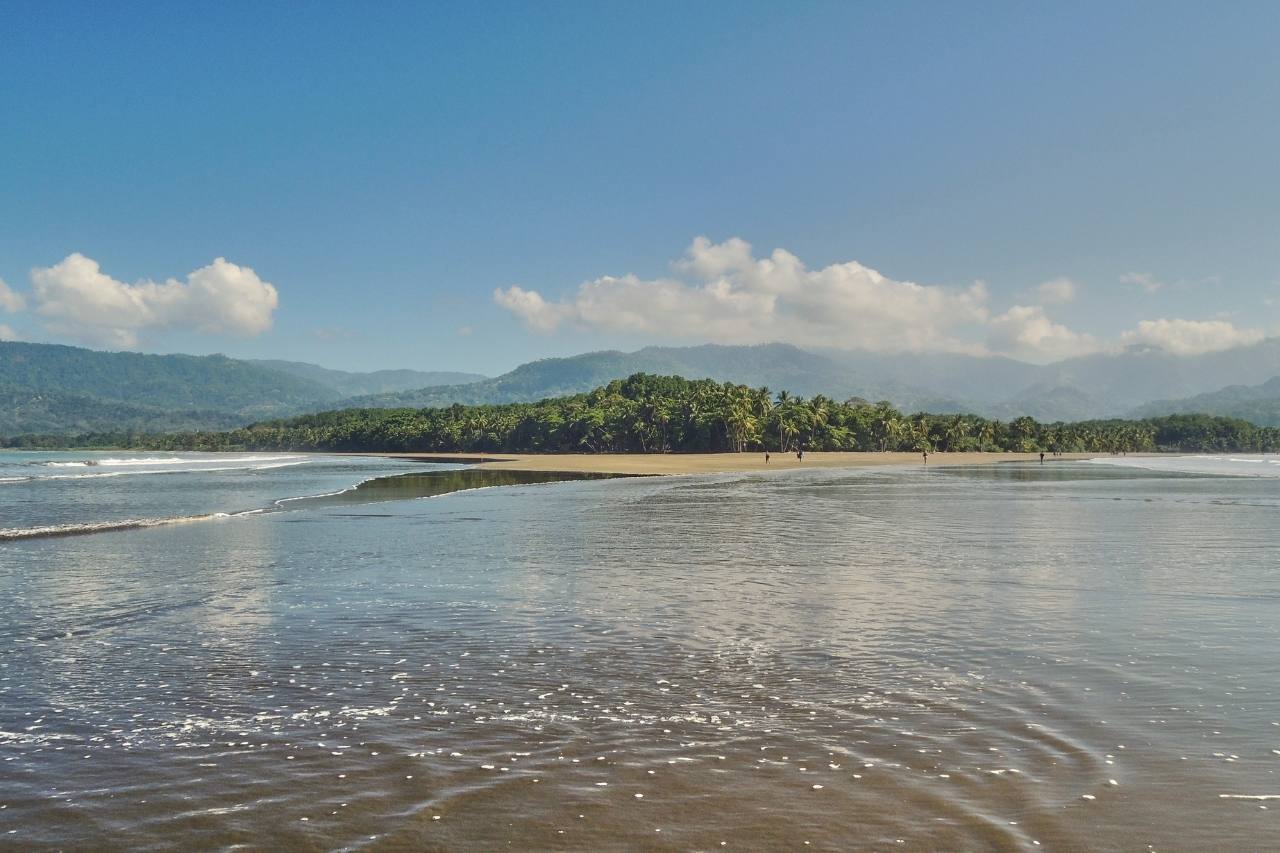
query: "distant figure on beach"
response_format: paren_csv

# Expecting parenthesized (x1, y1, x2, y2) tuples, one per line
(765, 451, 770, 463)
(1040, 452, 1045, 463)
(797, 448, 804, 461)
(922, 450, 928, 464)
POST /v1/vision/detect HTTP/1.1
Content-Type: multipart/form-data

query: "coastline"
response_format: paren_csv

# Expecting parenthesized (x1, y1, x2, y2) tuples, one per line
(369, 450, 1099, 475)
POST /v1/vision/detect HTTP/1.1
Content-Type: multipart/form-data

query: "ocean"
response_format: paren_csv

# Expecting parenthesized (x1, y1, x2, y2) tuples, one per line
(2, 451, 1279, 850)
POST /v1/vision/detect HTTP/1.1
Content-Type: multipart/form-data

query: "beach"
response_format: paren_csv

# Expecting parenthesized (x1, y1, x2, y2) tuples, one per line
(377, 450, 1096, 475)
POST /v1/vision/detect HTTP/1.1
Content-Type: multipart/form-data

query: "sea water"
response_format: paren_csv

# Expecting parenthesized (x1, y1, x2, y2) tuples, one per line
(0, 451, 449, 537)
(2, 453, 1279, 850)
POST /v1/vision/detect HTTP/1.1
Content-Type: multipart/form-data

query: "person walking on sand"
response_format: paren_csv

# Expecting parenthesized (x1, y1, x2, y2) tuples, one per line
(797, 448, 804, 461)
(765, 451, 770, 463)
(1040, 451, 1045, 463)
(922, 450, 928, 464)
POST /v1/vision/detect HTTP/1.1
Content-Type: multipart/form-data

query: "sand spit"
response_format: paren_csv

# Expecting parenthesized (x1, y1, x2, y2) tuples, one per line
(368, 451, 1097, 476)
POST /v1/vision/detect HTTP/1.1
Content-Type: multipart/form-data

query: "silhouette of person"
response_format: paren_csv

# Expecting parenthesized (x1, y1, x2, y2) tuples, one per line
(765, 451, 770, 463)
(1040, 451, 1045, 463)
(922, 450, 928, 464)
(797, 448, 804, 461)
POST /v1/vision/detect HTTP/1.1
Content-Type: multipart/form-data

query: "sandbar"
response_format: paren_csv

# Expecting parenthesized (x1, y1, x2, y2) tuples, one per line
(371, 451, 1097, 475)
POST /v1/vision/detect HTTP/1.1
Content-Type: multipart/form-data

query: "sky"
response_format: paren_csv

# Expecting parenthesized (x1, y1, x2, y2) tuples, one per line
(2, 0, 1278, 375)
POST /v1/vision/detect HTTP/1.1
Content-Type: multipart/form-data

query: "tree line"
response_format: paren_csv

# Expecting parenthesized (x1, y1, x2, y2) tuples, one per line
(4, 373, 1279, 454)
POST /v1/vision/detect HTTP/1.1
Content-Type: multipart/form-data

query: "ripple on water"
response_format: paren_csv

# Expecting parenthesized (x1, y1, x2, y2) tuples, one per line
(2, 464, 1279, 849)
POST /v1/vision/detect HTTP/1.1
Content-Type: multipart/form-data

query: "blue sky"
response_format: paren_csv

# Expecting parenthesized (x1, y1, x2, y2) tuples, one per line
(2, 1, 1278, 374)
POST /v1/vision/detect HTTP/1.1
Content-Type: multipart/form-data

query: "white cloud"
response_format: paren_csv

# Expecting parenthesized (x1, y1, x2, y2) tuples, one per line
(495, 236, 990, 352)
(493, 285, 567, 334)
(1121, 272, 1163, 294)
(493, 237, 1279, 361)
(30, 253, 279, 349)
(1035, 277, 1076, 305)
(1119, 318, 1264, 355)
(987, 305, 1100, 362)
(0, 277, 25, 313)
(0, 324, 17, 341)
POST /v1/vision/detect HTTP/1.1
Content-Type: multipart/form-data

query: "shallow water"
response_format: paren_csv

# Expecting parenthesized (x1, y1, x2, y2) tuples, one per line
(2, 457, 1279, 850)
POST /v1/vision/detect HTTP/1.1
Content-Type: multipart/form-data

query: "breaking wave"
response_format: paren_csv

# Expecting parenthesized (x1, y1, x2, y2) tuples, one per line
(0, 513, 231, 542)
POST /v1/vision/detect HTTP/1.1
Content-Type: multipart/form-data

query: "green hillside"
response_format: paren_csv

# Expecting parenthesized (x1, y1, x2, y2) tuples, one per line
(0, 342, 489, 436)
(0, 342, 336, 412)
(0, 342, 342, 435)
(1131, 376, 1280, 426)
(0, 385, 244, 435)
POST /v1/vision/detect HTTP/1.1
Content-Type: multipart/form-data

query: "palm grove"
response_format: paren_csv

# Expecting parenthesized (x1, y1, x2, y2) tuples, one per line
(7, 373, 1278, 454)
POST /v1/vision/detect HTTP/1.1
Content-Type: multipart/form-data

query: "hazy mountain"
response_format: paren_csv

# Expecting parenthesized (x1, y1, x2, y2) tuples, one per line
(340, 344, 973, 413)
(989, 381, 1110, 423)
(1033, 340, 1280, 413)
(817, 341, 1280, 421)
(814, 349, 1043, 406)
(1130, 376, 1280, 426)
(250, 359, 485, 397)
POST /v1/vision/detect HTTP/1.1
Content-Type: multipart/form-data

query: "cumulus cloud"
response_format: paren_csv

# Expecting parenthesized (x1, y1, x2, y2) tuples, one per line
(987, 305, 1100, 362)
(1035, 277, 1076, 305)
(1119, 318, 1264, 355)
(0, 278, 25, 313)
(1121, 272, 1164, 294)
(493, 285, 568, 334)
(492, 237, 1280, 361)
(30, 253, 279, 349)
(0, 324, 17, 341)
(495, 236, 990, 352)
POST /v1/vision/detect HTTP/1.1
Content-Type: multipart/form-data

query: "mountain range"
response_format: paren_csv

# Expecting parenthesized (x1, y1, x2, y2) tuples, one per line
(342, 340, 1280, 424)
(0, 342, 483, 435)
(1132, 376, 1280, 426)
(4, 338, 1280, 436)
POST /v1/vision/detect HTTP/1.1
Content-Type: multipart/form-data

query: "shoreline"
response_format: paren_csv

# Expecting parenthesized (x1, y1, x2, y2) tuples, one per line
(368, 450, 1101, 475)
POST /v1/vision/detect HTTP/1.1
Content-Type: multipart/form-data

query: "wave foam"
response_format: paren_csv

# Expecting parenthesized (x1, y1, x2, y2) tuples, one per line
(44, 454, 304, 468)
(1088, 454, 1280, 478)
(0, 513, 229, 542)
(10, 456, 312, 483)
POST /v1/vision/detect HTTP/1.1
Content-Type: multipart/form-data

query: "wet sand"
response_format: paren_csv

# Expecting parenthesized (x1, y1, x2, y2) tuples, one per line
(374, 450, 1096, 475)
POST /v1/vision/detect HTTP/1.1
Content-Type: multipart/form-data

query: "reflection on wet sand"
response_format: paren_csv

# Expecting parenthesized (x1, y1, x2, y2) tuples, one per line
(278, 468, 629, 512)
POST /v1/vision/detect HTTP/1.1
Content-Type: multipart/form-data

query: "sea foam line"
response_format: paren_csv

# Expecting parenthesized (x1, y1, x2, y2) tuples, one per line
(0, 513, 230, 542)
(4, 460, 311, 483)
(42, 454, 304, 468)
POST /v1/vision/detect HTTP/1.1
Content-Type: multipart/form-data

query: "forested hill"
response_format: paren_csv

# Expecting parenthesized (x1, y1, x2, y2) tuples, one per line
(13, 373, 1277, 454)
(0, 341, 336, 426)
(1131, 376, 1280, 426)
(0, 342, 481, 435)
(0, 386, 246, 435)
(340, 344, 969, 413)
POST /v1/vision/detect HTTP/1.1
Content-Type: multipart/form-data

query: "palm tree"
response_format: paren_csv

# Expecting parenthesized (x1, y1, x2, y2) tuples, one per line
(775, 390, 792, 451)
